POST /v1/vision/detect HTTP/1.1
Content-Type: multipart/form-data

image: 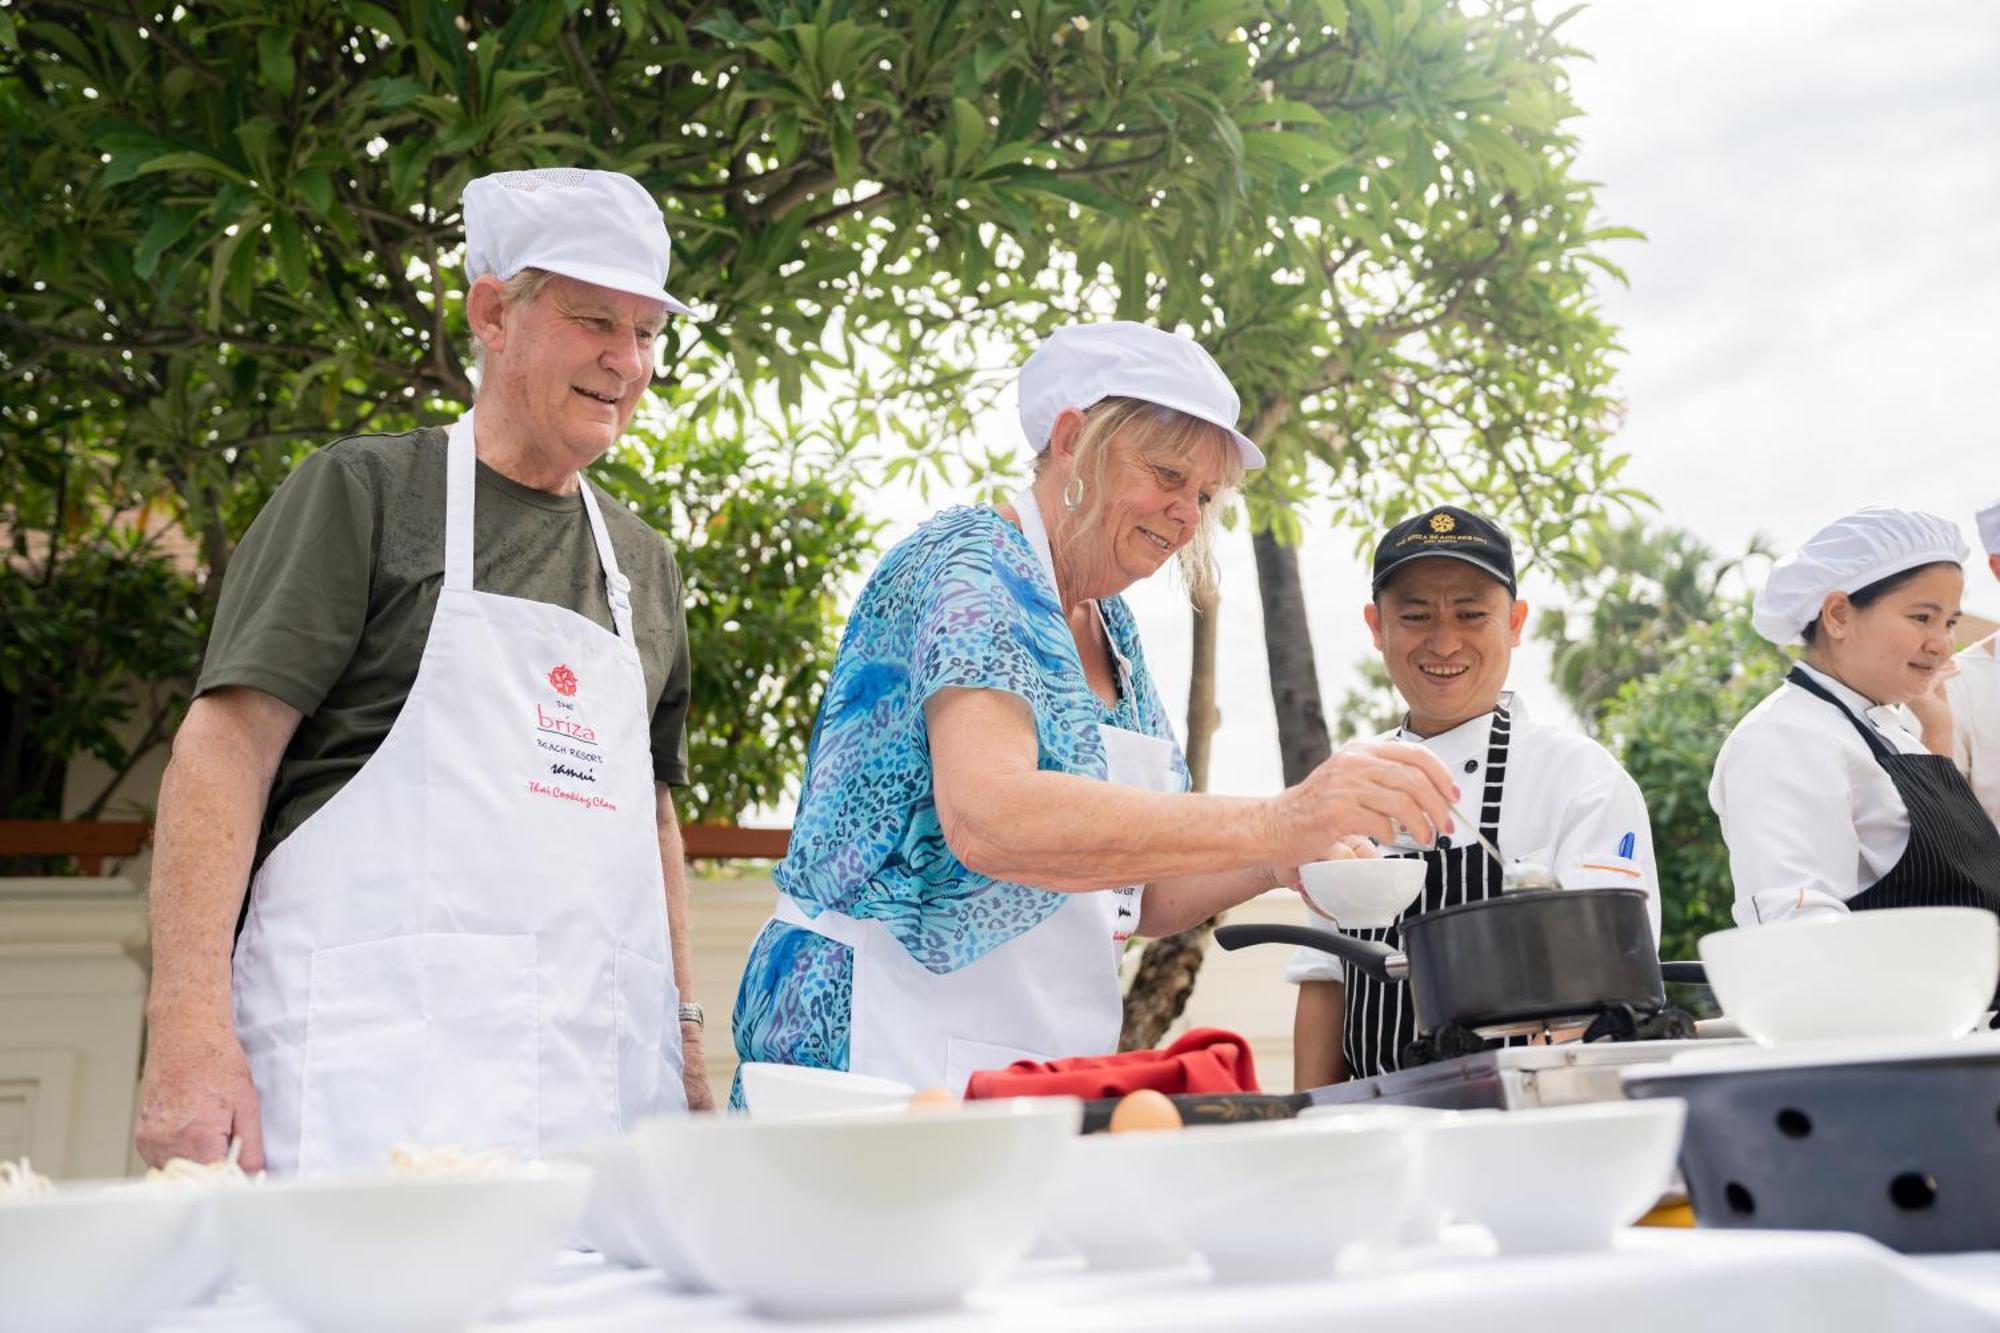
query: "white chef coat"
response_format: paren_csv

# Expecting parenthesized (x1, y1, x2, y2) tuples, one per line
(1946, 636, 2000, 836)
(1711, 661, 1932, 927)
(1284, 697, 1660, 985)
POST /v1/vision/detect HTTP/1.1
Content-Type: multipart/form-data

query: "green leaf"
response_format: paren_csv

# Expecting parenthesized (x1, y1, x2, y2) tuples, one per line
(258, 29, 295, 98)
(692, 12, 761, 46)
(364, 76, 428, 109)
(134, 208, 200, 279)
(829, 114, 859, 181)
(292, 167, 335, 215)
(348, 3, 407, 44)
(272, 213, 310, 293)
(131, 151, 252, 187)
(980, 165, 1131, 218)
(1315, 0, 1350, 29)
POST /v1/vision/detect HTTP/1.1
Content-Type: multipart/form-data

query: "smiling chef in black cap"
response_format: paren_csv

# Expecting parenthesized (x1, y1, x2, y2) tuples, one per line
(1287, 505, 1662, 1085)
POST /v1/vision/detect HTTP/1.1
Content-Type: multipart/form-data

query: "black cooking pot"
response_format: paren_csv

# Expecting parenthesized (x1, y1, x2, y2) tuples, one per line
(1218, 887, 1674, 1035)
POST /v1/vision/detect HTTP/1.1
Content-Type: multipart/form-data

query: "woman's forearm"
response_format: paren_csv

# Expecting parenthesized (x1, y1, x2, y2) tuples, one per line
(1136, 864, 1282, 935)
(942, 768, 1280, 891)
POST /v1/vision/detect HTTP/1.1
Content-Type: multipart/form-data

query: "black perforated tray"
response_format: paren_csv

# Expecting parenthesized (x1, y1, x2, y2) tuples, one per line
(1624, 1049, 2000, 1253)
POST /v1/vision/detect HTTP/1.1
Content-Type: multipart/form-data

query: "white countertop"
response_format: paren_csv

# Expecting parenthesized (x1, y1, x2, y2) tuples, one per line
(151, 1227, 2000, 1333)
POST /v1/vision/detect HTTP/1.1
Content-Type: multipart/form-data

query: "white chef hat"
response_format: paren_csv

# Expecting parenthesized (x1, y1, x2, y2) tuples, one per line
(1977, 499, 2000, 556)
(463, 168, 696, 317)
(1016, 322, 1265, 468)
(1752, 506, 1969, 646)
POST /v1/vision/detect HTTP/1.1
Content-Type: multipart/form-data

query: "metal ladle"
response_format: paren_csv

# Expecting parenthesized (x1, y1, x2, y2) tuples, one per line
(1433, 801, 1559, 893)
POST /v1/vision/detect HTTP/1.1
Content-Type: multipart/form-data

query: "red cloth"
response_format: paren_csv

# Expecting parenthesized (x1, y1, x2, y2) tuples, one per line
(962, 1027, 1259, 1100)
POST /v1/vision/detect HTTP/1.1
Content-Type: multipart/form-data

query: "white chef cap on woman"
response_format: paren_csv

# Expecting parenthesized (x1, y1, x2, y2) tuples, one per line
(1977, 499, 2000, 556)
(1752, 506, 1969, 646)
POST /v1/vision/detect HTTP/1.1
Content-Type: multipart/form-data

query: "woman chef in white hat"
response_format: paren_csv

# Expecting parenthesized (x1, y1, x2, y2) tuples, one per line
(1710, 506, 2000, 926)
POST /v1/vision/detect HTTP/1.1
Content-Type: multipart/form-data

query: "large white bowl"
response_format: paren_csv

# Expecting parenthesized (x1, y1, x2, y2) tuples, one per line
(560, 1132, 712, 1289)
(1115, 1118, 1414, 1282)
(219, 1163, 591, 1333)
(1300, 857, 1427, 929)
(640, 1098, 1080, 1317)
(0, 1182, 218, 1333)
(1297, 1103, 1457, 1245)
(1425, 1099, 1686, 1254)
(1699, 907, 1999, 1045)
(1037, 1131, 1192, 1270)
(737, 1061, 915, 1119)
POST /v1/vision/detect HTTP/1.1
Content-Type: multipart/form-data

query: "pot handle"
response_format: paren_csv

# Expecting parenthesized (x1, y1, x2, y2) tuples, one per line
(1659, 961, 1708, 985)
(1213, 923, 1407, 982)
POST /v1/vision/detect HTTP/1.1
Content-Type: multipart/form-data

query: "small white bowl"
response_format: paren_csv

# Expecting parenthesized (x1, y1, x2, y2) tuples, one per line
(1300, 857, 1428, 929)
(640, 1098, 1080, 1317)
(1297, 1103, 1458, 1245)
(1699, 907, 1999, 1046)
(0, 1182, 216, 1333)
(560, 1132, 712, 1289)
(220, 1163, 591, 1333)
(737, 1061, 915, 1119)
(1425, 1099, 1686, 1254)
(1116, 1118, 1414, 1282)
(1037, 1132, 1192, 1270)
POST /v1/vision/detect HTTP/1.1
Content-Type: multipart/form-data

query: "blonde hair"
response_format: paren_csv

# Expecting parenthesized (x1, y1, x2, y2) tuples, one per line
(1035, 396, 1243, 603)
(470, 267, 558, 385)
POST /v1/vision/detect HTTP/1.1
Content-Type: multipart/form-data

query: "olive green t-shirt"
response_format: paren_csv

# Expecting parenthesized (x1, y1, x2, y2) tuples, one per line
(197, 427, 691, 867)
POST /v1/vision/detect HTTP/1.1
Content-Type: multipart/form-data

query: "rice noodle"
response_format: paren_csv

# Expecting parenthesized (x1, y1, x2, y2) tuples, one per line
(145, 1136, 257, 1187)
(0, 1158, 54, 1198)
(387, 1143, 520, 1178)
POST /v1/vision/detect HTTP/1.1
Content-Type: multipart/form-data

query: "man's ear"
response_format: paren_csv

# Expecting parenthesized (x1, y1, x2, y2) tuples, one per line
(466, 275, 510, 358)
(1508, 597, 1529, 646)
(1364, 599, 1386, 652)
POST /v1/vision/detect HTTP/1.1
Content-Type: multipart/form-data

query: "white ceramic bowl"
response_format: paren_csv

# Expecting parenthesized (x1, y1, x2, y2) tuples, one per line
(219, 1163, 591, 1333)
(1115, 1118, 1414, 1282)
(1297, 1103, 1457, 1245)
(1425, 1099, 1686, 1254)
(560, 1132, 712, 1289)
(1300, 857, 1428, 929)
(1699, 907, 1999, 1045)
(0, 1181, 218, 1333)
(1037, 1131, 1192, 1270)
(737, 1061, 916, 1119)
(641, 1098, 1080, 1317)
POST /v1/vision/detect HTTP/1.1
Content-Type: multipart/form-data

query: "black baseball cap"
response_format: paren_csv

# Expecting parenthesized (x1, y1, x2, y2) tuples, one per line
(1371, 505, 1518, 597)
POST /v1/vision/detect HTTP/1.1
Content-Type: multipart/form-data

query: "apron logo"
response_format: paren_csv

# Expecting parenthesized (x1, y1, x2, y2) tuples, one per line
(536, 703, 598, 743)
(548, 664, 579, 697)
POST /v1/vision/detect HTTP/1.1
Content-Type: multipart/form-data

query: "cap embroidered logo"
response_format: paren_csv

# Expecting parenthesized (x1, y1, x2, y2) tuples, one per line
(1429, 512, 1456, 534)
(548, 664, 579, 697)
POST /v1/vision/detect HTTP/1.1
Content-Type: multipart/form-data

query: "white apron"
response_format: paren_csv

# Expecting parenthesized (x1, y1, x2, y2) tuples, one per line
(770, 488, 1180, 1093)
(233, 410, 685, 1175)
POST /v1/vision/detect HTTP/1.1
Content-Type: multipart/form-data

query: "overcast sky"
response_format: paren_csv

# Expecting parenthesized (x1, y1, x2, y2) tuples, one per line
(847, 0, 2000, 804)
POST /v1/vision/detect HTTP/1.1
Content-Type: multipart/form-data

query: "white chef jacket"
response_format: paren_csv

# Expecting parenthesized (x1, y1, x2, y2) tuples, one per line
(1947, 636, 2000, 837)
(1284, 697, 1661, 985)
(1711, 661, 1931, 927)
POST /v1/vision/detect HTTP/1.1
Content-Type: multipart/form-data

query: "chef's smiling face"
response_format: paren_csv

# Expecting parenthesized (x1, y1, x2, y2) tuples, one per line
(477, 274, 664, 467)
(1815, 563, 1964, 706)
(1367, 559, 1528, 737)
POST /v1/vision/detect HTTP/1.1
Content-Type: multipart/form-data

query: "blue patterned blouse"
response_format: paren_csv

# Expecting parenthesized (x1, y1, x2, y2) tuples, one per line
(730, 505, 1189, 1090)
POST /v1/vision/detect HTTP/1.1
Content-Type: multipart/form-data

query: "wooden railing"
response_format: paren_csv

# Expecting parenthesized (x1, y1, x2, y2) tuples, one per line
(0, 819, 789, 873)
(0, 820, 152, 875)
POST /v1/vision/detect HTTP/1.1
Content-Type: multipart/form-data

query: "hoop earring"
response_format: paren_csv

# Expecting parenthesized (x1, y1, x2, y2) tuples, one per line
(1062, 475, 1085, 512)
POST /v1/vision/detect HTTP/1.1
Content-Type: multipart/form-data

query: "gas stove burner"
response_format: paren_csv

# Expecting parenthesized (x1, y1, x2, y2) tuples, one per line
(1399, 1004, 1696, 1069)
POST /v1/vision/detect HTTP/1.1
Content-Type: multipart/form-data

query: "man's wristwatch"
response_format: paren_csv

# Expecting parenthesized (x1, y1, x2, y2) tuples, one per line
(677, 1002, 705, 1030)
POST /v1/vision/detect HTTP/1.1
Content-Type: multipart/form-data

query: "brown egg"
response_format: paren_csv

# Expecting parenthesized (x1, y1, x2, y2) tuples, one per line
(1108, 1088, 1183, 1133)
(907, 1087, 960, 1112)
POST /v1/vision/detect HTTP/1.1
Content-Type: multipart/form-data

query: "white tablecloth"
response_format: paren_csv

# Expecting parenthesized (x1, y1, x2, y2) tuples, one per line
(150, 1228, 2000, 1333)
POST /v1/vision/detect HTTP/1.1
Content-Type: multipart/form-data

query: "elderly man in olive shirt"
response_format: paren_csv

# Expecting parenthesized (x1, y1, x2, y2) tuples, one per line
(136, 170, 713, 1174)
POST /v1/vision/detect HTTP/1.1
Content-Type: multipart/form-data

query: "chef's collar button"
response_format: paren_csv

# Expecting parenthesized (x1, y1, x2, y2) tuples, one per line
(1463, 758, 1479, 773)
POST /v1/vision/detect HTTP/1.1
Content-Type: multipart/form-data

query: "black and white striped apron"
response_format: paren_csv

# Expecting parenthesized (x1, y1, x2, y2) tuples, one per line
(1787, 667, 2000, 923)
(1341, 706, 1524, 1080)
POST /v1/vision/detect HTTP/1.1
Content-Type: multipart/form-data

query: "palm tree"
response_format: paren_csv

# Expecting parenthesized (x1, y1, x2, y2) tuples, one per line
(1537, 521, 1774, 736)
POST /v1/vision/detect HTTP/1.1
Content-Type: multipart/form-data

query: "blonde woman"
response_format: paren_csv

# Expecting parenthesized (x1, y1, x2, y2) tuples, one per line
(731, 322, 1459, 1099)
